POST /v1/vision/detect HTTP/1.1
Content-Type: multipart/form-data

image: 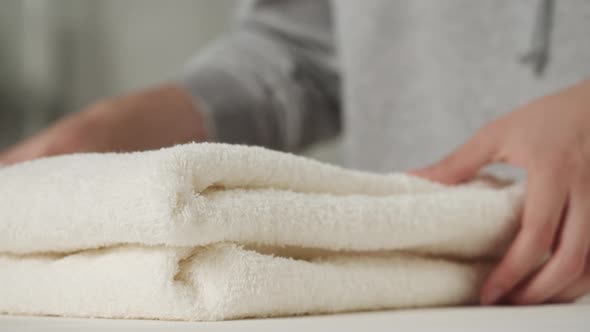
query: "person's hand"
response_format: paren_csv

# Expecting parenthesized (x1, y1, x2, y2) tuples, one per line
(0, 83, 207, 165)
(412, 79, 590, 305)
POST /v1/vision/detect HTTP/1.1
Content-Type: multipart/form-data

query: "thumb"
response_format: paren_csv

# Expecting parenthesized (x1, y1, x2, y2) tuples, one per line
(410, 129, 498, 184)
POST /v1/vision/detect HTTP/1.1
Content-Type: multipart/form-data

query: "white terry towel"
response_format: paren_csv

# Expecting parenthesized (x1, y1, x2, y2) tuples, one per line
(0, 143, 529, 320)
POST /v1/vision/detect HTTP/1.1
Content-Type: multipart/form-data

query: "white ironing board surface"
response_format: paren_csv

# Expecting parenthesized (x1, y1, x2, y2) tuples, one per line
(2, 304, 589, 332)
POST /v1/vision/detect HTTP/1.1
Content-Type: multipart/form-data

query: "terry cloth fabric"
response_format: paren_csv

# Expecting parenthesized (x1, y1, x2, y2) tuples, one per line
(0, 143, 563, 321)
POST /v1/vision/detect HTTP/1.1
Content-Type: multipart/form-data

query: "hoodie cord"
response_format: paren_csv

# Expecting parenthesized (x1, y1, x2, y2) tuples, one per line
(520, 0, 554, 76)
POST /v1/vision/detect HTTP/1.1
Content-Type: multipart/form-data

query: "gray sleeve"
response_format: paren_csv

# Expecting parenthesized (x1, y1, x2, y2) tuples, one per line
(179, 0, 340, 152)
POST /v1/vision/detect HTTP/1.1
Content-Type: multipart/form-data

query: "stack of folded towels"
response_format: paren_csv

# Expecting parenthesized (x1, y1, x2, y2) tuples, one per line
(0, 143, 527, 321)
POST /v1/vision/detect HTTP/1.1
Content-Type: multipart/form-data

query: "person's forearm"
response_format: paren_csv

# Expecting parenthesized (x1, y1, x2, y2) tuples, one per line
(0, 83, 208, 164)
(92, 83, 209, 151)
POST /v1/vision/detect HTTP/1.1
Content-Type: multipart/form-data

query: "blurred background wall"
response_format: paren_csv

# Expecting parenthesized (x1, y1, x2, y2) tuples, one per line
(0, 0, 340, 161)
(0, 0, 236, 149)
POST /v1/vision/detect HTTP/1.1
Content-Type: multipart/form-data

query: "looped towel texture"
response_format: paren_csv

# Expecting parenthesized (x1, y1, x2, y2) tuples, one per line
(0, 143, 528, 320)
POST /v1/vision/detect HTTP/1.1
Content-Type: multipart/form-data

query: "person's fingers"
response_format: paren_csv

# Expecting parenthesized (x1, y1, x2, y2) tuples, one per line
(480, 169, 568, 305)
(552, 274, 590, 303)
(0, 110, 92, 165)
(0, 145, 29, 165)
(0, 136, 48, 165)
(410, 125, 499, 184)
(510, 182, 590, 305)
(551, 256, 590, 303)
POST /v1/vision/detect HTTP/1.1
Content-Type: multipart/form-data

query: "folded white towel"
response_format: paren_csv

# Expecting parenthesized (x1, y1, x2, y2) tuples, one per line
(0, 143, 527, 320)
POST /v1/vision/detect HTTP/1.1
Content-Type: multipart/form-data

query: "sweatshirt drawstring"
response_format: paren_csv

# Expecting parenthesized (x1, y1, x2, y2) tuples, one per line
(520, 0, 554, 76)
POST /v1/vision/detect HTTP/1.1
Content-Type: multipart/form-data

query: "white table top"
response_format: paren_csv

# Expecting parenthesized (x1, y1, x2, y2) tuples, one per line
(3, 304, 590, 332)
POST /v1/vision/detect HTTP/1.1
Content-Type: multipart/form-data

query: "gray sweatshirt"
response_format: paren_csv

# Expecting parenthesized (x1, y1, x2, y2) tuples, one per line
(181, 0, 590, 172)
